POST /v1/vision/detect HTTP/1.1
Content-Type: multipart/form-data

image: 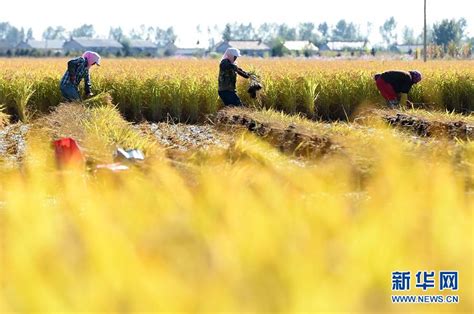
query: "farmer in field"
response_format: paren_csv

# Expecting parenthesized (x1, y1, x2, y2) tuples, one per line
(60, 51, 101, 102)
(218, 48, 251, 106)
(374, 70, 422, 108)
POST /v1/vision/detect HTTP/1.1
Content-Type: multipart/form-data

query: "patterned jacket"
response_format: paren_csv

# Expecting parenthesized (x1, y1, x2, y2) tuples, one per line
(60, 57, 91, 94)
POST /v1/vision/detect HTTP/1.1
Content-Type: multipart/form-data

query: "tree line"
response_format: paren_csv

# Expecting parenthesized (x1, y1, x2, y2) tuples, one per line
(0, 17, 472, 55)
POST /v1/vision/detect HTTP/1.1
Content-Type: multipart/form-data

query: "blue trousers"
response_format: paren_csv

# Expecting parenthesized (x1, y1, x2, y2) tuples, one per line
(60, 83, 81, 102)
(218, 91, 242, 106)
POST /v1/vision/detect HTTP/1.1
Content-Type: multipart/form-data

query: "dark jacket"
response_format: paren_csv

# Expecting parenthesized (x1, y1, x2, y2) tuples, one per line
(218, 59, 249, 92)
(378, 71, 414, 94)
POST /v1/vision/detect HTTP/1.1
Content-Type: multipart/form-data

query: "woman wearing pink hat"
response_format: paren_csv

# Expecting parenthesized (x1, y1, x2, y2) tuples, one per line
(218, 48, 251, 106)
(60, 51, 101, 102)
(374, 70, 422, 108)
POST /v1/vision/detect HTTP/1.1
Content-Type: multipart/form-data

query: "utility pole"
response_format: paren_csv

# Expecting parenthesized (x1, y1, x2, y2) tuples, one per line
(424, 0, 427, 62)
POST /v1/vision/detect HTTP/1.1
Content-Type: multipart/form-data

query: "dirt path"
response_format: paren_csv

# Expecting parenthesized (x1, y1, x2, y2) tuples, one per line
(139, 123, 232, 152)
(214, 107, 339, 158)
(4, 105, 470, 168)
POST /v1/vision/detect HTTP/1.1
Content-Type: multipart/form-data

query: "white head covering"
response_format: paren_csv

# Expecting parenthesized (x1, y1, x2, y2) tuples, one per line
(222, 48, 241, 64)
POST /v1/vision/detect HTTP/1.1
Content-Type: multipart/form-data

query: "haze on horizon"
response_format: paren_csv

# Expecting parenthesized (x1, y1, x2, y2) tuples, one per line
(1, 0, 472, 44)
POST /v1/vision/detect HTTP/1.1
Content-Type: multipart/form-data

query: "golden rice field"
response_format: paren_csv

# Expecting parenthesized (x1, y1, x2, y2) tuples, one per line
(0, 58, 473, 313)
(0, 58, 473, 122)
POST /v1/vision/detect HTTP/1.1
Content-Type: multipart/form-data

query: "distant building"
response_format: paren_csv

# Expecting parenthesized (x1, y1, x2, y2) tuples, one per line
(215, 40, 270, 57)
(63, 38, 122, 55)
(0, 40, 14, 55)
(324, 41, 369, 51)
(396, 44, 424, 54)
(17, 40, 65, 54)
(129, 40, 157, 56)
(157, 43, 176, 56)
(284, 41, 319, 56)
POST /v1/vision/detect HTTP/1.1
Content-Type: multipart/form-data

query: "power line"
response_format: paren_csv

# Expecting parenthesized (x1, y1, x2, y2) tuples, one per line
(424, 0, 427, 62)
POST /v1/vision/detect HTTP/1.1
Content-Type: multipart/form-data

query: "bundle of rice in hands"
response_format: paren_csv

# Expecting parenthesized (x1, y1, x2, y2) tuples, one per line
(248, 75, 263, 99)
(83, 92, 114, 108)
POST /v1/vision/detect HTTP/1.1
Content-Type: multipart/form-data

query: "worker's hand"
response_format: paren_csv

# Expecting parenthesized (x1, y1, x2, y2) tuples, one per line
(70, 75, 76, 83)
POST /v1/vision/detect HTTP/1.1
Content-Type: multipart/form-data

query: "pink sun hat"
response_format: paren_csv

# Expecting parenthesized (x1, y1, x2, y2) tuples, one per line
(82, 51, 101, 67)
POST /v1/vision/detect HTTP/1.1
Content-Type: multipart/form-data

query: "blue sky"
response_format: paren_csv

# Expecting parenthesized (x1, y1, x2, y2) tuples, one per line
(1, 0, 472, 44)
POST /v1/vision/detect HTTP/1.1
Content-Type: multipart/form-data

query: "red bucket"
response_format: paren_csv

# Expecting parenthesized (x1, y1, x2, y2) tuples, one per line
(53, 138, 84, 168)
